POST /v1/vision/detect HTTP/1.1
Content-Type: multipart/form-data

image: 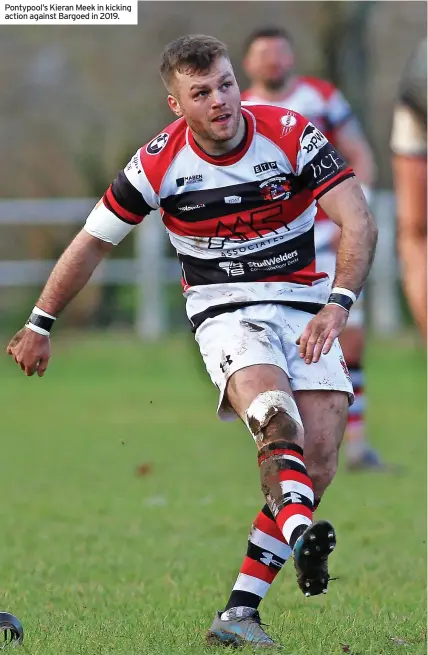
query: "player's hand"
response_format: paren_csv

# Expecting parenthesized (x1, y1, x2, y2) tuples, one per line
(6, 327, 51, 377)
(296, 304, 348, 364)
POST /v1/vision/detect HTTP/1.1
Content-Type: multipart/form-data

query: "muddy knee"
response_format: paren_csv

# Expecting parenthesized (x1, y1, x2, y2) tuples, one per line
(245, 390, 304, 447)
(246, 392, 313, 524)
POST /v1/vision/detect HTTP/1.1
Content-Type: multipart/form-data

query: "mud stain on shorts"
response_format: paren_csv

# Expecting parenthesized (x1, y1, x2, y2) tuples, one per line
(241, 320, 264, 333)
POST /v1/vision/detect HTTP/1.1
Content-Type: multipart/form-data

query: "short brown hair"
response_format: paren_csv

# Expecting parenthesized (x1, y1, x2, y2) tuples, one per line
(244, 27, 294, 54)
(160, 34, 230, 90)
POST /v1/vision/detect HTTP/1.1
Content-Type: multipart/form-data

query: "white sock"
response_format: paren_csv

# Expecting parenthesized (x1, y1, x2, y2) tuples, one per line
(221, 606, 255, 621)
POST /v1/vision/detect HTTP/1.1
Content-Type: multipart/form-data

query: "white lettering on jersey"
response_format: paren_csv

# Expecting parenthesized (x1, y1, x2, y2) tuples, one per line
(299, 123, 328, 155)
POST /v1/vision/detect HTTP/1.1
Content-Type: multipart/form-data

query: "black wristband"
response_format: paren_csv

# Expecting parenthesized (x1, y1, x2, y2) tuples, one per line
(327, 293, 354, 312)
(27, 312, 55, 333)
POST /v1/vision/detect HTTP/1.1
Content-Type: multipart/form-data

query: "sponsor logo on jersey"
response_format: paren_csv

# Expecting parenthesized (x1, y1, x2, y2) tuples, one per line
(220, 233, 288, 258)
(260, 175, 292, 202)
(254, 161, 278, 175)
(125, 153, 142, 173)
(310, 150, 345, 182)
(280, 112, 297, 136)
(218, 261, 245, 276)
(176, 174, 203, 187)
(177, 203, 205, 212)
(146, 133, 169, 155)
(224, 195, 242, 204)
(208, 205, 287, 249)
(300, 123, 328, 153)
(247, 250, 298, 270)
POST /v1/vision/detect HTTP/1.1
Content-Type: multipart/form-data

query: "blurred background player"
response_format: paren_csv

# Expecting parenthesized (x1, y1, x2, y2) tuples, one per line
(391, 38, 427, 342)
(241, 27, 384, 470)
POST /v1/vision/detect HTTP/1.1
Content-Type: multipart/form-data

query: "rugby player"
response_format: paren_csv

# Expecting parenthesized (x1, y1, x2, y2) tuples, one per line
(242, 27, 384, 470)
(7, 35, 378, 648)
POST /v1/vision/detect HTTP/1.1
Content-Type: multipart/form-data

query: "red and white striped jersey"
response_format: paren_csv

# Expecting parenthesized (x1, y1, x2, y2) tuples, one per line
(85, 104, 354, 330)
(242, 77, 353, 230)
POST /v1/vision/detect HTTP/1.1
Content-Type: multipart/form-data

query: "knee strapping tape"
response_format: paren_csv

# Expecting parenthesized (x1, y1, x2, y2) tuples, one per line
(245, 390, 303, 442)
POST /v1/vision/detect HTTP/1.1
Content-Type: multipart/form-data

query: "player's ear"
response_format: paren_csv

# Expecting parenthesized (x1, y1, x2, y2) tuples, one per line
(168, 94, 183, 118)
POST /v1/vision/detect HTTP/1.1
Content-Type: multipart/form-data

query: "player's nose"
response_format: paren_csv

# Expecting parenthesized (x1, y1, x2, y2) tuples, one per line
(211, 90, 227, 107)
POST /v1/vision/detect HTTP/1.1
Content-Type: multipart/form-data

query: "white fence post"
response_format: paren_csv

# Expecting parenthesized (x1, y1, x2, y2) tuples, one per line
(135, 210, 168, 339)
(369, 190, 402, 333)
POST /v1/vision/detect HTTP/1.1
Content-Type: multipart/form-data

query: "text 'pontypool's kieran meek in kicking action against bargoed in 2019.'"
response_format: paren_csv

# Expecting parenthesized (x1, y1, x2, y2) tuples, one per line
(0, 0, 139, 24)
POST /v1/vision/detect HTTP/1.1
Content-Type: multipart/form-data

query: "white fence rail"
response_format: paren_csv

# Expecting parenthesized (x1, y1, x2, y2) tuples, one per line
(0, 192, 400, 337)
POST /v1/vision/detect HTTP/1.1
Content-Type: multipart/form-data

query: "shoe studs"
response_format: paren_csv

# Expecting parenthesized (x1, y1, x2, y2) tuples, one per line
(329, 543, 335, 550)
(309, 534, 316, 541)
(322, 589, 327, 594)
(328, 531, 334, 539)
(303, 549, 310, 556)
(305, 592, 311, 597)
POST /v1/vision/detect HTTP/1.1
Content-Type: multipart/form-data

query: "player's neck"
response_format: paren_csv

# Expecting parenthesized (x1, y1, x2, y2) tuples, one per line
(192, 114, 246, 156)
(250, 75, 298, 102)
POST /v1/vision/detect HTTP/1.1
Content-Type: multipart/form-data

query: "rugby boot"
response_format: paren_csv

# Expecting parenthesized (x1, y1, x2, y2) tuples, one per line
(293, 520, 336, 597)
(206, 608, 278, 648)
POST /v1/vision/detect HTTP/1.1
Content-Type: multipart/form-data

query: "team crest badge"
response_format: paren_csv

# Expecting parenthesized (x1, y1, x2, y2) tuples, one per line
(280, 113, 297, 137)
(260, 175, 292, 202)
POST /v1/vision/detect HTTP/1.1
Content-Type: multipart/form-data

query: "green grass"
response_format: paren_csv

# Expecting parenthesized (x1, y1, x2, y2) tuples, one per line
(0, 332, 426, 654)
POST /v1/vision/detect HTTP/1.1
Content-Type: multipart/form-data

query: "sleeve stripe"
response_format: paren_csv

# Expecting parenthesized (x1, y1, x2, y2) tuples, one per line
(104, 186, 143, 224)
(314, 171, 355, 200)
(104, 168, 153, 225)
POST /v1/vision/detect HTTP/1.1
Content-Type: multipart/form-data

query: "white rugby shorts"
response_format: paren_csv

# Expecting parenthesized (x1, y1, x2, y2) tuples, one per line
(195, 303, 354, 421)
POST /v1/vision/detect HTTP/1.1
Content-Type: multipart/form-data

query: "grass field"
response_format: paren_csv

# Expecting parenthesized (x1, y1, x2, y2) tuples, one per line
(0, 332, 426, 654)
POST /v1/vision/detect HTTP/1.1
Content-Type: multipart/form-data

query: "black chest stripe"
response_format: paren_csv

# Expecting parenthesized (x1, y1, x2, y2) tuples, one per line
(161, 174, 298, 223)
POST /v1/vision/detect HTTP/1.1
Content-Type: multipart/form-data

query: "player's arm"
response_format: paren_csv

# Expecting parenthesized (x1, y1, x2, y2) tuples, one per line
(318, 176, 378, 294)
(292, 120, 378, 363)
(6, 230, 113, 377)
(33, 229, 114, 316)
(7, 154, 157, 377)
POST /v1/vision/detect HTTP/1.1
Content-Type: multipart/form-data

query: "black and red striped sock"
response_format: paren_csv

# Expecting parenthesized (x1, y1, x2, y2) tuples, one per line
(222, 497, 322, 616)
(223, 504, 291, 613)
(258, 441, 314, 549)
